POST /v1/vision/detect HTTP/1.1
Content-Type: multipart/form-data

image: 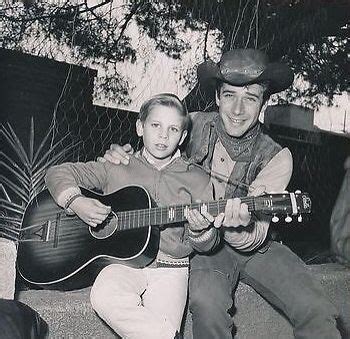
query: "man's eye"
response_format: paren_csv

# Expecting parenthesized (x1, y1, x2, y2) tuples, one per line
(245, 97, 257, 102)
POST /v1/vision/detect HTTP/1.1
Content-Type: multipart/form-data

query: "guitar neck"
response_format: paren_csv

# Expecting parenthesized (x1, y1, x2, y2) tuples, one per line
(117, 196, 259, 230)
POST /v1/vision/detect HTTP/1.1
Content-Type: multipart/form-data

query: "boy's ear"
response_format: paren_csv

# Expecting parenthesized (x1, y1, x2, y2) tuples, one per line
(136, 119, 143, 137)
(179, 130, 188, 146)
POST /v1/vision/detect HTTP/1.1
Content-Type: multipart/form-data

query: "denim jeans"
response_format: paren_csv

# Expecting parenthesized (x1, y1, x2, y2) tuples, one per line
(189, 241, 341, 339)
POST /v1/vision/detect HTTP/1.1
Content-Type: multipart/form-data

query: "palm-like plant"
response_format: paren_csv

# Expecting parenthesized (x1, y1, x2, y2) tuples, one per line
(0, 117, 79, 242)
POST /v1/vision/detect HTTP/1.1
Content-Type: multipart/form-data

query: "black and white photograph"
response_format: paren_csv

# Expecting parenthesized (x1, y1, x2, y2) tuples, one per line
(0, 1, 349, 338)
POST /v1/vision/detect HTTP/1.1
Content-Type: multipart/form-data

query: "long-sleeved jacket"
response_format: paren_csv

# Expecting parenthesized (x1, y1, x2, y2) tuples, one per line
(45, 151, 220, 266)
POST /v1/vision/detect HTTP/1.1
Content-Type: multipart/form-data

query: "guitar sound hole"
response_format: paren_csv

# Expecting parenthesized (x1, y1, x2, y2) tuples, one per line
(89, 213, 118, 240)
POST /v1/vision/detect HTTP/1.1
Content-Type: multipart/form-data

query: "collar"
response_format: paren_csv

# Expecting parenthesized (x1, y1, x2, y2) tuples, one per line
(141, 148, 182, 170)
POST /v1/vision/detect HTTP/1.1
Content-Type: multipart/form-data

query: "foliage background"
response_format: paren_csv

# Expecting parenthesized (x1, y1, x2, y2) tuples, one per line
(1, 0, 349, 109)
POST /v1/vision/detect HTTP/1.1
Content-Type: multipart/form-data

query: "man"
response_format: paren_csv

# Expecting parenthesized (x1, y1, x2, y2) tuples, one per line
(101, 49, 340, 338)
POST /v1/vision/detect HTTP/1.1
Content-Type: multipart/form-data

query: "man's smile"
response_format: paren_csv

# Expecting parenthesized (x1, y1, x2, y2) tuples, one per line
(228, 116, 246, 124)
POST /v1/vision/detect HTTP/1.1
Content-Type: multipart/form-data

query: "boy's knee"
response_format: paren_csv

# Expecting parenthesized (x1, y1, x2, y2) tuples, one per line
(90, 265, 117, 312)
(90, 279, 106, 313)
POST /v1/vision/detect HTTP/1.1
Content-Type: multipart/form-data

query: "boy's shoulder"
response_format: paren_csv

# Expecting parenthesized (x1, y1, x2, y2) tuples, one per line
(178, 156, 210, 181)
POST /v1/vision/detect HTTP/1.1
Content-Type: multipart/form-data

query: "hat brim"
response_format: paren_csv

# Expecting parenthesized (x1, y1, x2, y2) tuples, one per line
(197, 59, 294, 95)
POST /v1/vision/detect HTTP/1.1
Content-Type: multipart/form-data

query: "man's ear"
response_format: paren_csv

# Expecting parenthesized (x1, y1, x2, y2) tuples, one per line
(136, 119, 143, 137)
(215, 90, 220, 107)
(179, 130, 188, 146)
(260, 100, 269, 115)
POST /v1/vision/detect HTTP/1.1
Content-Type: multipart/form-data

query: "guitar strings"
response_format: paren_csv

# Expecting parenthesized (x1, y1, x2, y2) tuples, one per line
(18, 196, 286, 240)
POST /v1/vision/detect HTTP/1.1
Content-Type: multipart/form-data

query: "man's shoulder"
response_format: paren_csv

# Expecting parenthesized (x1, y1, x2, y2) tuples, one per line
(258, 126, 283, 151)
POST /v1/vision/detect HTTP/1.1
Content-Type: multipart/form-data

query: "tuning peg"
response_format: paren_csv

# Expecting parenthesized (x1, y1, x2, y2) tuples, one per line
(272, 215, 279, 223)
(295, 190, 301, 194)
(285, 215, 292, 223)
(297, 215, 303, 222)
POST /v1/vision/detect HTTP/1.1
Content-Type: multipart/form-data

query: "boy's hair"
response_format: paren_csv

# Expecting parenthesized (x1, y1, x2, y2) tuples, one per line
(139, 93, 190, 130)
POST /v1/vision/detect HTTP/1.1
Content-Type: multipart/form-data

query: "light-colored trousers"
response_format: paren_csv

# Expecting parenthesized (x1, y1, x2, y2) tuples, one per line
(90, 264, 188, 339)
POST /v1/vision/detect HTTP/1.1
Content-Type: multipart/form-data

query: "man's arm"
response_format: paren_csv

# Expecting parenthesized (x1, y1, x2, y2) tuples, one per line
(223, 148, 293, 251)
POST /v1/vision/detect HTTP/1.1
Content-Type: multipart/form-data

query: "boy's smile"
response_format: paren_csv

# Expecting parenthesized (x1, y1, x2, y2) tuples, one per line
(136, 105, 187, 167)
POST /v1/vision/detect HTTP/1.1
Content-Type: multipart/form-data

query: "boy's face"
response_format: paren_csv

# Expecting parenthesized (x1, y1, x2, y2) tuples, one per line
(136, 105, 187, 165)
(216, 82, 266, 137)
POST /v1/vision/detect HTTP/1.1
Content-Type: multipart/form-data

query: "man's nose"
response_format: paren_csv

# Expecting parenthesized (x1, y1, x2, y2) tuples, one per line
(231, 98, 243, 115)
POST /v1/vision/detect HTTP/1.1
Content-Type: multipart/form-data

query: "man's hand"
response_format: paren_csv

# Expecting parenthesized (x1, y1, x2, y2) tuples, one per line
(221, 198, 251, 228)
(97, 143, 134, 165)
(69, 197, 111, 228)
(218, 185, 266, 229)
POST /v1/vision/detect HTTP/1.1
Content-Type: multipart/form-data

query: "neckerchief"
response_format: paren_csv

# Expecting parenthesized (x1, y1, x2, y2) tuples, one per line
(215, 116, 261, 162)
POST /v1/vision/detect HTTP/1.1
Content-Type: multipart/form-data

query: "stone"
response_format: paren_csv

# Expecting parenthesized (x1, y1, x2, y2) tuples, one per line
(0, 238, 17, 300)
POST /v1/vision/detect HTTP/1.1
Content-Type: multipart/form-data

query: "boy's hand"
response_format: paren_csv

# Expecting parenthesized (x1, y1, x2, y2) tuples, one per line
(69, 197, 111, 228)
(186, 209, 223, 232)
(97, 143, 134, 165)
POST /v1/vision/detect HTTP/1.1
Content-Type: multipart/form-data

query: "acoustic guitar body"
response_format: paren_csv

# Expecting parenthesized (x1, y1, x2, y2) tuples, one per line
(17, 186, 160, 289)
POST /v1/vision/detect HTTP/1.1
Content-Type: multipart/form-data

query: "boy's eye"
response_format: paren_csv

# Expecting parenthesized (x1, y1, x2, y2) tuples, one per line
(170, 127, 179, 133)
(151, 123, 160, 128)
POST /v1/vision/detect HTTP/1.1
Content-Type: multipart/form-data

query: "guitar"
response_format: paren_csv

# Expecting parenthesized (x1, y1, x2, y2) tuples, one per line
(17, 185, 311, 289)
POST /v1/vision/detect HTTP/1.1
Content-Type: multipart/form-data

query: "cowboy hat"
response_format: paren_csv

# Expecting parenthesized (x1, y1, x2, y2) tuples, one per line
(197, 48, 294, 95)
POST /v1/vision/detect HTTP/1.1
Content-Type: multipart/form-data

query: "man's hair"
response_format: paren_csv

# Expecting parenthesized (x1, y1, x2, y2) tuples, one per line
(139, 93, 190, 130)
(215, 80, 271, 103)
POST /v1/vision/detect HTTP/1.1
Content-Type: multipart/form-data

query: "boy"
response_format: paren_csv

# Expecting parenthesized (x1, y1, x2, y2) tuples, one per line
(45, 93, 221, 339)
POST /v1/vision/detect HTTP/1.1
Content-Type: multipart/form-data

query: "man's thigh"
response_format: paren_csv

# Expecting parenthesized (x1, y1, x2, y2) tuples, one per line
(190, 244, 239, 307)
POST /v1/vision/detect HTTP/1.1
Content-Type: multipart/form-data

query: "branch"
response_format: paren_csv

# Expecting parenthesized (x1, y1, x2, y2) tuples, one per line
(115, 1, 144, 47)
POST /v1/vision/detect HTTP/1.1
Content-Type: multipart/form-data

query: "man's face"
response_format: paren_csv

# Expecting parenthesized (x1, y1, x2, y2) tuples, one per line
(216, 82, 265, 137)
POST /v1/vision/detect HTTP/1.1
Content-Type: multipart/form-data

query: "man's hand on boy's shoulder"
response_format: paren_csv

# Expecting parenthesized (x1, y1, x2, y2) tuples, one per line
(97, 143, 134, 165)
(69, 196, 111, 228)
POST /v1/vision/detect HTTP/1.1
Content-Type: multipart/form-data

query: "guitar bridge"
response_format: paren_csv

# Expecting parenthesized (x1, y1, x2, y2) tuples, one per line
(20, 220, 51, 242)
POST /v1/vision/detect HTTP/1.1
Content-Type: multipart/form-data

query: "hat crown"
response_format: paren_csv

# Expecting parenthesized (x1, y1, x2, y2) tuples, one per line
(220, 49, 269, 84)
(196, 48, 294, 95)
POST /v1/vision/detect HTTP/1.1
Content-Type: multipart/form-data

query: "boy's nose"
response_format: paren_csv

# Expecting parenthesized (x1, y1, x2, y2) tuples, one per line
(159, 129, 169, 139)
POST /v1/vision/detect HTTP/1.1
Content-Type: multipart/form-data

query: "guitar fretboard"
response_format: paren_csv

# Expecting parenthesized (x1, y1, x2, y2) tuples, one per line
(116, 196, 264, 231)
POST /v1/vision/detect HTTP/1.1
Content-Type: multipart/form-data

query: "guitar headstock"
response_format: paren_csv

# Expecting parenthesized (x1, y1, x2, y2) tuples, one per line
(255, 190, 311, 223)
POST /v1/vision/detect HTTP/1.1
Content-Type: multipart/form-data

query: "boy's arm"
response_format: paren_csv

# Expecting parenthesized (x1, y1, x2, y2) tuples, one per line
(45, 161, 109, 209)
(223, 148, 293, 251)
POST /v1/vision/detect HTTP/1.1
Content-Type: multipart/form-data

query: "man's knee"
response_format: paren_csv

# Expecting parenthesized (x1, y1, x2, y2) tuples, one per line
(189, 269, 234, 314)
